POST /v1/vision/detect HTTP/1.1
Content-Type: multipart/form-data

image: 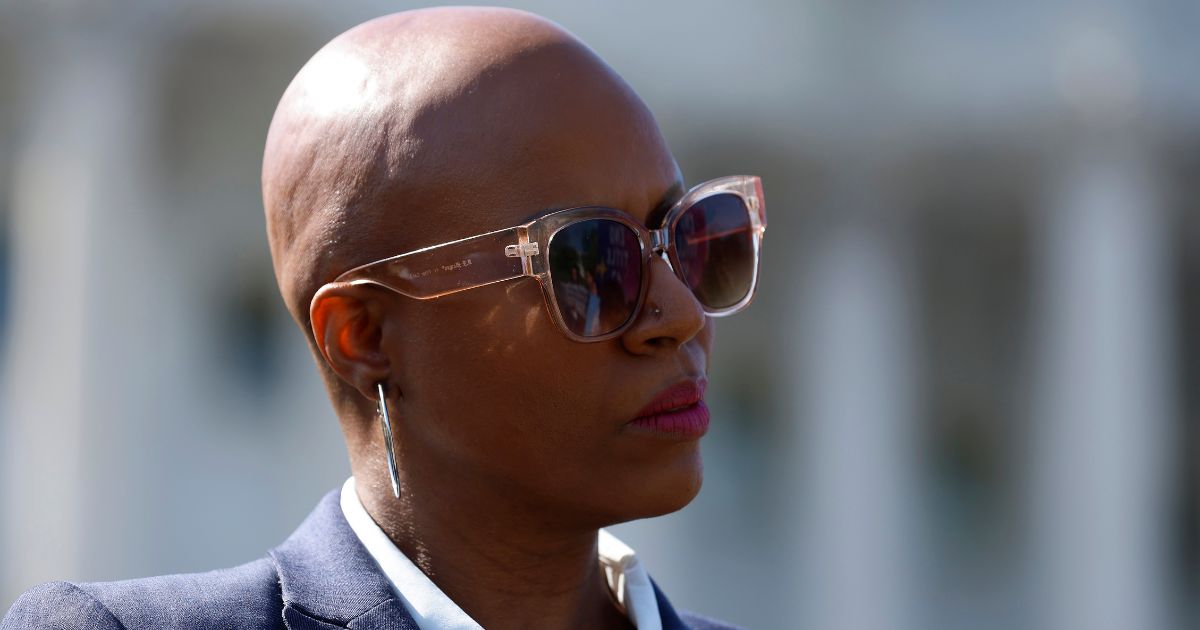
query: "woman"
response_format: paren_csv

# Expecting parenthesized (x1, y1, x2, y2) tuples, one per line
(3, 7, 766, 629)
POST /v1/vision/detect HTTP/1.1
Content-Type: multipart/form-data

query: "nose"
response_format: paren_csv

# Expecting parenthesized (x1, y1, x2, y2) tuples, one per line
(619, 253, 707, 353)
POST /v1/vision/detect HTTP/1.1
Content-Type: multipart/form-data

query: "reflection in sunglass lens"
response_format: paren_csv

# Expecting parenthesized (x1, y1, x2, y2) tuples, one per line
(549, 219, 643, 337)
(674, 193, 755, 309)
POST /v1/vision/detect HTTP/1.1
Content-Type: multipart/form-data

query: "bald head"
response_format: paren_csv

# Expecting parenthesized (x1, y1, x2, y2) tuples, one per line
(262, 7, 675, 346)
(262, 8, 709, 539)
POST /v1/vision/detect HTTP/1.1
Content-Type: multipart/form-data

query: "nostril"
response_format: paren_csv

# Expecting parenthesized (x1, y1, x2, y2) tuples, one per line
(647, 336, 675, 349)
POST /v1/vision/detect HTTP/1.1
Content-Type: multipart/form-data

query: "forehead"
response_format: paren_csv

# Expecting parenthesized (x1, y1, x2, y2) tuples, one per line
(364, 41, 682, 249)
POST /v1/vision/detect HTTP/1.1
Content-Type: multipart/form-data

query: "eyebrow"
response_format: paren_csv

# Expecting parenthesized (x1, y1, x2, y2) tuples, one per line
(644, 180, 685, 229)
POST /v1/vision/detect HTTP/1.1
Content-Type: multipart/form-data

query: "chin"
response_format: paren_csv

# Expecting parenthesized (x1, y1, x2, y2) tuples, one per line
(600, 443, 705, 524)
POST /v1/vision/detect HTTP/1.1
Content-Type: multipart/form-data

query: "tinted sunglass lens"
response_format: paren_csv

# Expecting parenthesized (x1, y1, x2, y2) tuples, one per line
(548, 219, 643, 337)
(674, 193, 756, 309)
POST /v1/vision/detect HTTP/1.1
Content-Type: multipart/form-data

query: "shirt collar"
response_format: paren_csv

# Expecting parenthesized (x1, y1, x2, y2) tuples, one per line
(340, 476, 663, 630)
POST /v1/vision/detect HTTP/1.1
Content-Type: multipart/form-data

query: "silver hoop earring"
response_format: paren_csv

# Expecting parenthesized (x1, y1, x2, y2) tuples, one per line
(376, 382, 401, 499)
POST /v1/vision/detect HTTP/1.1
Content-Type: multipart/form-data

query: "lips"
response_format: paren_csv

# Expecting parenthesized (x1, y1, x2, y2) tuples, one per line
(628, 377, 710, 440)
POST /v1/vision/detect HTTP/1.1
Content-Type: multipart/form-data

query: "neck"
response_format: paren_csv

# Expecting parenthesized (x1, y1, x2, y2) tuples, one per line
(354, 468, 632, 630)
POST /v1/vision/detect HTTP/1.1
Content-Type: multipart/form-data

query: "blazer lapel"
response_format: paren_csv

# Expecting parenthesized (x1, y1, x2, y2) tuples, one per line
(650, 578, 691, 630)
(269, 489, 420, 630)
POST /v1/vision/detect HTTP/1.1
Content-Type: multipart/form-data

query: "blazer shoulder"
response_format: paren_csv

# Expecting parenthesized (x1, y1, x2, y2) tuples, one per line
(4, 558, 285, 630)
(679, 610, 747, 630)
(2, 580, 125, 630)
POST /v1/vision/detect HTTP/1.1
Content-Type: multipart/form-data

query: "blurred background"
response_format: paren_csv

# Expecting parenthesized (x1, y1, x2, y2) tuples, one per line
(1, 1, 1198, 628)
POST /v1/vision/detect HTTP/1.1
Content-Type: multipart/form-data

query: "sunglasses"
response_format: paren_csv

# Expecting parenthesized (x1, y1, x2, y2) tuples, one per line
(322, 175, 766, 342)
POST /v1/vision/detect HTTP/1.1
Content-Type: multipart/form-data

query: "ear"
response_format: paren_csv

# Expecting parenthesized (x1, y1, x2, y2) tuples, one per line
(310, 282, 393, 401)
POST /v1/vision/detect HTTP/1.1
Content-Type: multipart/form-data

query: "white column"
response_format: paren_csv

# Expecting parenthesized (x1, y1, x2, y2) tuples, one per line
(791, 183, 920, 630)
(1027, 146, 1173, 630)
(1, 28, 157, 600)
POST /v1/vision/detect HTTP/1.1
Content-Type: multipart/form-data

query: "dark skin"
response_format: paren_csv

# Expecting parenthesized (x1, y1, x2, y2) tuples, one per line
(263, 7, 712, 630)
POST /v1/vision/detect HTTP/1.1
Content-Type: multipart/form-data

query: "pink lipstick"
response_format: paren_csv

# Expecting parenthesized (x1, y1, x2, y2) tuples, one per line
(627, 378, 710, 440)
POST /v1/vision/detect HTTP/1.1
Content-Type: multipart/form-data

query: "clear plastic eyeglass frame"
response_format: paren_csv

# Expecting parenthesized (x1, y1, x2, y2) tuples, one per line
(319, 175, 767, 343)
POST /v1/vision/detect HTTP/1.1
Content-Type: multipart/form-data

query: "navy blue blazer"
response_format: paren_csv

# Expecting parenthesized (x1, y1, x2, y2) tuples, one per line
(2, 488, 738, 629)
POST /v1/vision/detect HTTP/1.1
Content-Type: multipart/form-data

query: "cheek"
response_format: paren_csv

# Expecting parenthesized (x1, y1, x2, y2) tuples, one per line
(399, 281, 611, 467)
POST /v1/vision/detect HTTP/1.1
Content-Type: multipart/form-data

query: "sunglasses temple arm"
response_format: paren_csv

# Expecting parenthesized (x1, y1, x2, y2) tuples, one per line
(336, 226, 533, 299)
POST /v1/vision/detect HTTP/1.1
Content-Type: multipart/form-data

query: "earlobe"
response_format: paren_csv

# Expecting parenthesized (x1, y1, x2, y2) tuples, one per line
(310, 283, 392, 399)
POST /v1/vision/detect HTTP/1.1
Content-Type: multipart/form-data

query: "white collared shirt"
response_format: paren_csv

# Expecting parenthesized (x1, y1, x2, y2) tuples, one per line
(339, 477, 662, 629)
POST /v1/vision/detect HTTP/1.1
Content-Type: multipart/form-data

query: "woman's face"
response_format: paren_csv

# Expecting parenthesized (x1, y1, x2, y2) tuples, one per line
(377, 66, 714, 528)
